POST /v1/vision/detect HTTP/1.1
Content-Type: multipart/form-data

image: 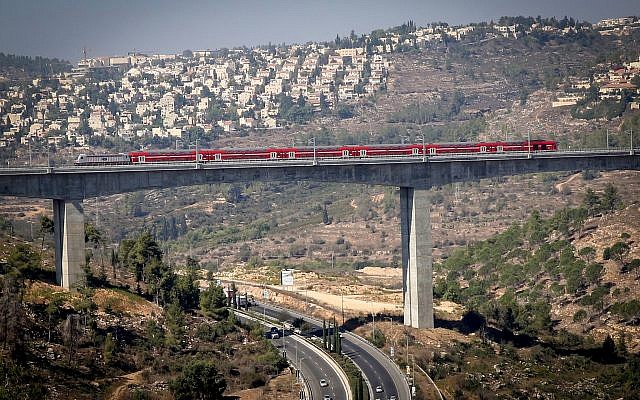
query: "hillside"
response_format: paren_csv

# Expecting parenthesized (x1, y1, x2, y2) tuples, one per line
(0, 232, 292, 400)
(1, 19, 640, 400)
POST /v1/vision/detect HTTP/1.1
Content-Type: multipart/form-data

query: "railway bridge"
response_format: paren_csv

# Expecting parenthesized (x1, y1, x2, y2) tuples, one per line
(1, 150, 639, 328)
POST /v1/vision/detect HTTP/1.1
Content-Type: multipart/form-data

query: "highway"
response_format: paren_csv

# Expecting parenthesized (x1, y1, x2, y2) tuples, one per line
(235, 309, 350, 400)
(252, 301, 411, 400)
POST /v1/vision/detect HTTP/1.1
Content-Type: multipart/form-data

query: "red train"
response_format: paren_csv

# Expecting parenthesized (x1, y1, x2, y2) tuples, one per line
(74, 140, 557, 165)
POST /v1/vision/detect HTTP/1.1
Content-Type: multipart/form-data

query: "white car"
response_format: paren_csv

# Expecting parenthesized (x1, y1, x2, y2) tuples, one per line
(375, 385, 384, 393)
(319, 379, 328, 387)
(323, 396, 332, 400)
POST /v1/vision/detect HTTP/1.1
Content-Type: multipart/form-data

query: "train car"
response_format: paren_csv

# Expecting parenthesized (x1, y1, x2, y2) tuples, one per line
(88, 139, 557, 165)
(75, 153, 131, 165)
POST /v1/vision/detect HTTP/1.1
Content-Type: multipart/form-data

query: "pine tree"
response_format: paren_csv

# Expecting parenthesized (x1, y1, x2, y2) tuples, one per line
(322, 319, 327, 349)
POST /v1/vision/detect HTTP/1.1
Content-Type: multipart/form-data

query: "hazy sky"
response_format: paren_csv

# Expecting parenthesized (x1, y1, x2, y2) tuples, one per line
(1, 0, 638, 62)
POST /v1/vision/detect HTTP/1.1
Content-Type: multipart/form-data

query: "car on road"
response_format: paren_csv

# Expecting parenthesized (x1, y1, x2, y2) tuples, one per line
(389, 396, 396, 400)
(270, 332, 279, 339)
(323, 396, 332, 400)
(375, 385, 384, 393)
(319, 379, 328, 387)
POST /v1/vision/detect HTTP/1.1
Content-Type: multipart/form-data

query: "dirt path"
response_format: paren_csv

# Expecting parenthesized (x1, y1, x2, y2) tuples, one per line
(554, 172, 581, 193)
(107, 368, 150, 400)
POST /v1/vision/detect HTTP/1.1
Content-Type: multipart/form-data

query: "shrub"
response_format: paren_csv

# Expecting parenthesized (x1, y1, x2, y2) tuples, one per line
(573, 309, 588, 322)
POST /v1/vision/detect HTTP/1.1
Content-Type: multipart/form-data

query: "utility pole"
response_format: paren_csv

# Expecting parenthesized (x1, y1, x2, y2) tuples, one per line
(310, 137, 317, 165)
(341, 291, 345, 326)
(282, 322, 286, 357)
(372, 312, 376, 341)
(195, 138, 199, 168)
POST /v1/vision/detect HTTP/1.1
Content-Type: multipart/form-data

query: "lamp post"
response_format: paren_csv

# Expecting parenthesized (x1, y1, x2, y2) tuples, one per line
(195, 138, 199, 168)
(282, 322, 286, 357)
(606, 128, 609, 150)
(307, 137, 317, 165)
(405, 328, 409, 366)
(527, 131, 531, 158)
(627, 128, 634, 155)
(408, 353, 416, 388)
(417, 135, 426, 161)
(372, 312, 376, 341)
(384, 316, 396, 357)
(341, 289, 345, 326)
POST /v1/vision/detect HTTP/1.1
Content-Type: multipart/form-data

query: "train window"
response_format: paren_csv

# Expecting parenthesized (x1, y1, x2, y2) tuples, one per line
(480, 146, 487, 153)
(342, 150, 349, 157)
(359, 149, 367, 157)
(139, 156, 146, 163)
(288, 151, 295, 158)
(214, 153, 222, 161)
(429, 147, 436, 155)
(412, 148, 419, 156)
(270, 152, 277, 159)
(497, 146, 504, 152)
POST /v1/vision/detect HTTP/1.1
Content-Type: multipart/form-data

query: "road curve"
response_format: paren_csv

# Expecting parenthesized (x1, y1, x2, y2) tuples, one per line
(235, 309, 350, 400)
(252, 301, 411, 400)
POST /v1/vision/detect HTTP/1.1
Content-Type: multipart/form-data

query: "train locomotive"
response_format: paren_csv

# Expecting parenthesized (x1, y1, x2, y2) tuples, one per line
(74, 140, 557, 165)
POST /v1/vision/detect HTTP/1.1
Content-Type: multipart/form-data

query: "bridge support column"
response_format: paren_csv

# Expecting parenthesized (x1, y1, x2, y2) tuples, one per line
(400, 187, 434, 328)
(53, 199, 85, 290)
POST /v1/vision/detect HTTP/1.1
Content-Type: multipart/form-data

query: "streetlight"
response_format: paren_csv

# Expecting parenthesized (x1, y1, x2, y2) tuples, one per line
(408, 354, 416, 391)
(527, 131, 531, 158)
(28, 137, 32, 167)
(372, 312, 376, 341)
(341, 289, 345, 326)
(282, 322, 286, 357)
(627, 128, 634, 155)
(195, 138, 199, 168)
(384, 316, 396, 357)
(606, 128, 609, 150)
(308, 137, 317, 165)
(417, 135, 426, 162)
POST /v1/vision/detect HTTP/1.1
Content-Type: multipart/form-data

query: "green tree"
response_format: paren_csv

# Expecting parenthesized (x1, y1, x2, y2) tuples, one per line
(39, 215, 54, 250)
(144, 319, 165, 353)
(578, 246, 596, 263)
(601, 183, 622, 212)
(609, 241, 630, 268)
(103, 332, 116, 365)
(170, 360, 226, 400)
(200, 284, 228, 319)
(45, 294, 64, 343)
(584, 263, 604, 284)
(119, 232, 163, 283)
(165, 300, 185, 348)
(582, 188, 600, 215)
(6, 243, 41, 274)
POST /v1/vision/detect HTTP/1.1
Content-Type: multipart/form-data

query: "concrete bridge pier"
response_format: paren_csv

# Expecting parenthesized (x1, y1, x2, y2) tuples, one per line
(53, 199, 85, 290)
(400, 187, 434, 328)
